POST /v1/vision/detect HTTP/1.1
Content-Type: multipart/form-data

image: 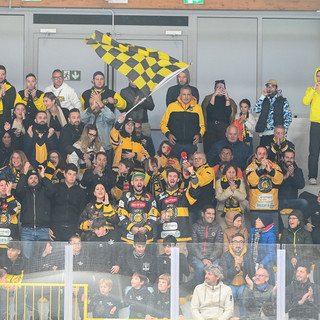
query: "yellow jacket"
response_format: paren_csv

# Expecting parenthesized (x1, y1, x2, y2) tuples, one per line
(160, 96, 205, 144)
(110, 126, 149, 169)
(303, 67, 320, 123)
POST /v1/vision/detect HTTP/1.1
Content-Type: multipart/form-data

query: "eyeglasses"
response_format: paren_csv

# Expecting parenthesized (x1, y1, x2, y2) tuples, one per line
(232, 240, 244, 244)
(266, 84, 276, 88)
(255, 274, 266, 278)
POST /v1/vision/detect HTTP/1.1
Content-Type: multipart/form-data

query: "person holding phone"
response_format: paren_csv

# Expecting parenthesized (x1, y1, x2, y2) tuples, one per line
(201, 80, 237, 153)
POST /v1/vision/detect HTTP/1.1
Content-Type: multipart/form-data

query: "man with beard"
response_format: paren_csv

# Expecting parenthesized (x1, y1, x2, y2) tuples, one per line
(59, 108, 84, 160)
(156, 167, 199, 254)
(220, 233, 255, 320)
(0, 65, 16, 126)
(286, 262, 320, 320)
(189, 206, 223, 286)
(166, 69, 199, 106)
(254, 79, 292, 147)
(14, 73, 45, 127)
(81, 96, 115, 166)
(80, 71, 126, 112)
(118, 172, 158, 243)
(44, 69, 81, 112)
(278, 150, 308, 230)
(23, 111, 58, 169)
(134, 121, 155, 157)
(246, 146, 283, 234)
(120, 78, 155, 137)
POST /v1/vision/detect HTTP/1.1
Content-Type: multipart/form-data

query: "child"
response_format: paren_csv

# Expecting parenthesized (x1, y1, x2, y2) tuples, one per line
(112, 159, 134, 201)
(232, 99, 257, 154)
(145, 157, 167, 197)
(145, 274, 184, 320)
(223, 211, 249, 252)
(157, 235, 190, 283)
(89, 277, 119, 318)
(88, 216, 121, 273)
(156, 140, 181, 172)
(120, 233, 157, 284)
(125, 272, 152, 319)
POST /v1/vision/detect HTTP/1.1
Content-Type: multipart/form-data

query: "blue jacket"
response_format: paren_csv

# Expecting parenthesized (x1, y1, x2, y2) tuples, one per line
(81, 106, 115, 151)
(207, 138, 252, 170)
(249, 224, 276, 266)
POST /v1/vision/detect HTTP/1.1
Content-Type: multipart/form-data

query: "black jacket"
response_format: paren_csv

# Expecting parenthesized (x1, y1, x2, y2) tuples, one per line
(50, 182, 86, 226)
(279, 161, 305, 200)
(15, 174, 55, 228)
(220, 249, 255, 285)
(59, 122, 85, 160)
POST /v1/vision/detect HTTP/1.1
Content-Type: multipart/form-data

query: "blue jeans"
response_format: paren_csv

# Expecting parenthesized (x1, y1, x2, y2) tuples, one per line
(229, 284, 246, 319)
(190, 256, 219, 286)
(21, 227, 50, 259)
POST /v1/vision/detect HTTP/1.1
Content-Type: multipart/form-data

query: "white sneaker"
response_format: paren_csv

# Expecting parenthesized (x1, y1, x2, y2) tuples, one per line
(309, 178, 317, 185)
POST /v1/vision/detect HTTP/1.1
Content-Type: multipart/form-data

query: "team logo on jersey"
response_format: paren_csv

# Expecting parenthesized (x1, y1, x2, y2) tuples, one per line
(163, 204, 178, 222)
(164, 196, 177, 204)
(257, 176, 273, 193)
(130, 208, 146, 226)
(130, 201, 146, 208)
(142, 262, 150, 271)
(0, 209, 11, 228)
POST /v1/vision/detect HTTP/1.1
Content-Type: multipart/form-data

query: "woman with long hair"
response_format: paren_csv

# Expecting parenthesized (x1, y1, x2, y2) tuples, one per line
(110, 115, 149, 171)
(156, 140, 181, 172)
(215, 163, 247, 230)
(68, 124, 104, 180)
(79, 183, 119, 240)
(0, 150, 29, 189)
(43, 92, 67, 139)
(44, 150, 66, 184)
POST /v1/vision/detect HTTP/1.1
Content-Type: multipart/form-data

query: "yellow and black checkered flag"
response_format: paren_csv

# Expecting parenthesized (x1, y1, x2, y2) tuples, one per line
(85, 30, 190, 98)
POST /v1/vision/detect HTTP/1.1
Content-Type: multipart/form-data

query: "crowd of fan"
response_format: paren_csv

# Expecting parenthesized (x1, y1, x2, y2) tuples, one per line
(0, 64, 320, 319)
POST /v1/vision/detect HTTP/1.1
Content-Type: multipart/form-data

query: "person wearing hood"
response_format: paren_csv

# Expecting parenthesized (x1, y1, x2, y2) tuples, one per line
(0, 65, 16, 127)
(15, 162, 55, 259)
(220, 233, 255, 320)
(223, 211, 249, 252)
(160, 85, 205, 159)
(44, 69, 81, 112)
(191, 264, 234, 320)
(166, 69, 199, 107)
(253, 79, 292, 147)
(280, 210, 312, 284)
(110, 114, 149, 171)
(249, 214, 276, 285)
(201, 80, 238, 153)
(189, 205, 223, 286)
(120, 78, 155, 137)
(303, 67, 320, 185)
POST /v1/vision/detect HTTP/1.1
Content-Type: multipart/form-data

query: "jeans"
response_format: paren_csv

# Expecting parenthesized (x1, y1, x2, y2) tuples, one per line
(21, 227, 49, 259)
(229, 284, 246, 319)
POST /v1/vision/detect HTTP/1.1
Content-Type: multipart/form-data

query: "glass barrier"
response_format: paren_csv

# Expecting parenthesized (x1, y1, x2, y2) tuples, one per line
(1, 241, 320, 320)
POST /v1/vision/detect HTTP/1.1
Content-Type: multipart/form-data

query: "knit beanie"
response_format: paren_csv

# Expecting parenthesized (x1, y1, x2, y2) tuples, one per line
(258, 214, 273, 227)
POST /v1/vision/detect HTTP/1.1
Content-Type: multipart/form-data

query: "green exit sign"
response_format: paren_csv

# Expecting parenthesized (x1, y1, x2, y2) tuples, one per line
(184, 0, 204, 3)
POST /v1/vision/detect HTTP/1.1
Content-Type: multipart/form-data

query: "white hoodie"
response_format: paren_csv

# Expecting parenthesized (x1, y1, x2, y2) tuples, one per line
(191, 281, 234, 320)
(45, 82, 81, 111)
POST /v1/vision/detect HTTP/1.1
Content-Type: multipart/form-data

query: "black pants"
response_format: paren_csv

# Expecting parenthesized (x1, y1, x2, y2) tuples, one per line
(259, 135, 274, 148)
(308, 121, 320, 179)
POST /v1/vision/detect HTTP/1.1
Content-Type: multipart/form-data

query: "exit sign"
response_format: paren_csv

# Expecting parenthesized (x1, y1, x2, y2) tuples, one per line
(184, 0, 204, 3)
